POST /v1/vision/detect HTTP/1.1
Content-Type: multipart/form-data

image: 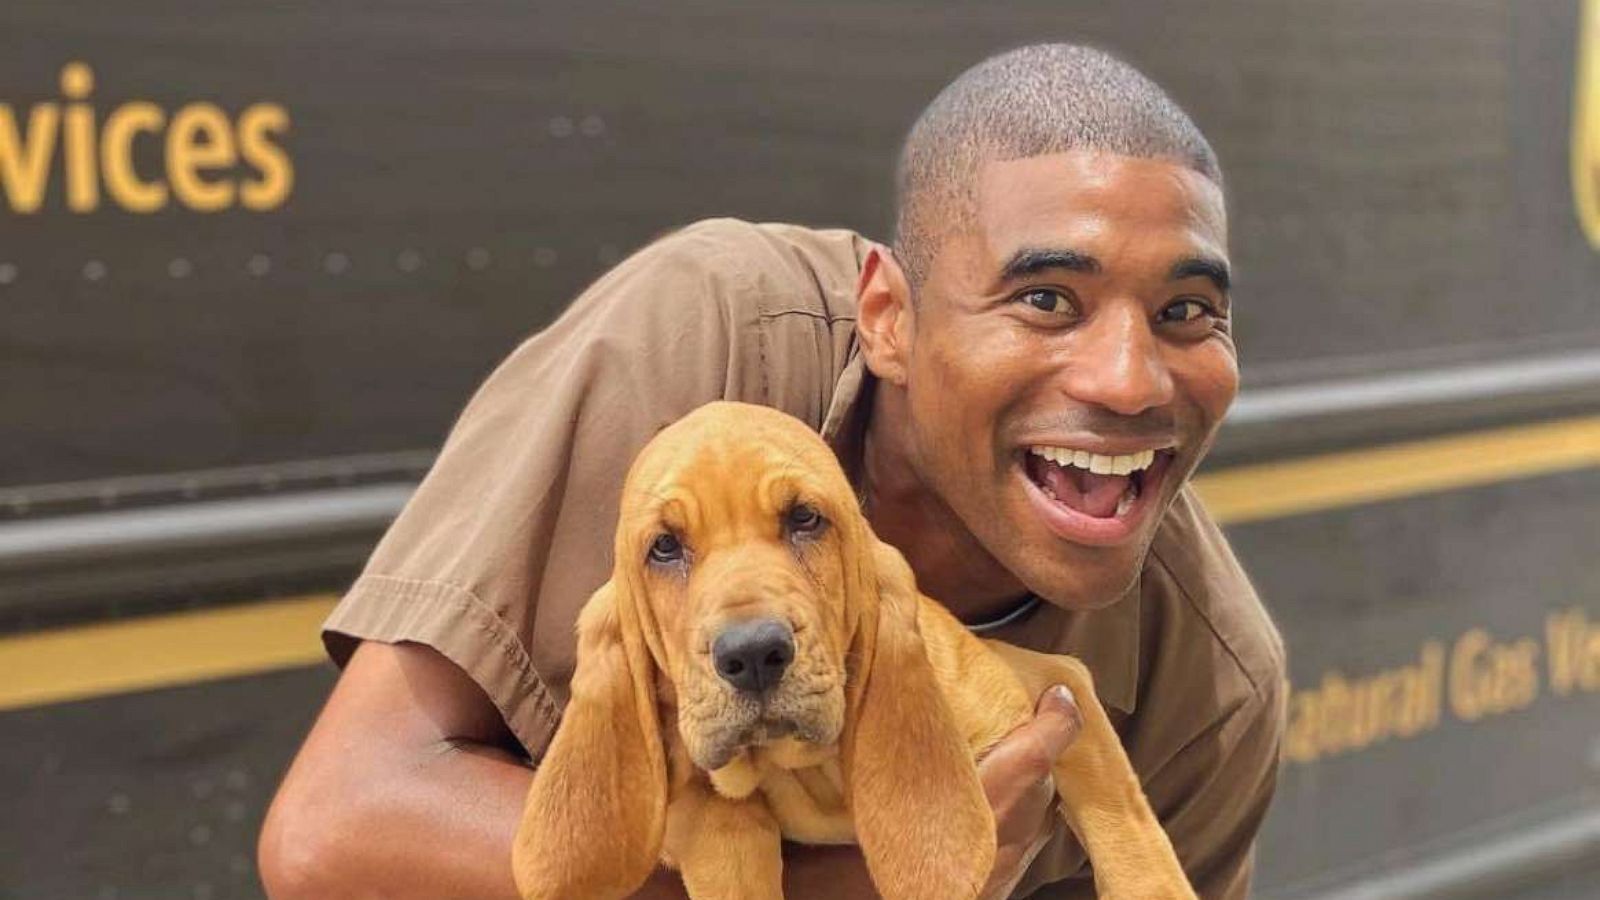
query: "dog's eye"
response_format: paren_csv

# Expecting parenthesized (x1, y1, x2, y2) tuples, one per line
(785, 503, 824, 535)
(648, 533, 683, 564)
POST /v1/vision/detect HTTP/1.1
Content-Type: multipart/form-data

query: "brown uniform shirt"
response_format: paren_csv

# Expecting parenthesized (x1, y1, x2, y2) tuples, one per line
(323, 218, 1289, 899)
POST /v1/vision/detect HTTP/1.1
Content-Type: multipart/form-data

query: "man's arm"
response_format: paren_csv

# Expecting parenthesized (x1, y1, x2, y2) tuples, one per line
(259, 640, 538, 899)
(259, 641, 743, 898)
(258, 640, 1081, 899)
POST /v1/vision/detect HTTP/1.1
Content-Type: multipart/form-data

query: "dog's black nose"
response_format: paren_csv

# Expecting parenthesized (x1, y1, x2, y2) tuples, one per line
(711, 618, 794, 694)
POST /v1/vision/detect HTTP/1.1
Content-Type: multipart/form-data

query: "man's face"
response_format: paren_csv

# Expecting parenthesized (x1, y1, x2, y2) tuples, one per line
(896, 151, 1236, 609)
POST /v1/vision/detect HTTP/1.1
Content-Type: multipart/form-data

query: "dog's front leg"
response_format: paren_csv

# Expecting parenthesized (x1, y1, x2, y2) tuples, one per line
(983, 641, 1196, 900)
(663, 777, 784, 900)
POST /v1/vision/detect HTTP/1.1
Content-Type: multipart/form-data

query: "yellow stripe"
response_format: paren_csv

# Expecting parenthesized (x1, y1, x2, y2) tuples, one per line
(1195, 414, 1600, 524)
(2, 414, 1599, 710)
(0, 594, 337, 712)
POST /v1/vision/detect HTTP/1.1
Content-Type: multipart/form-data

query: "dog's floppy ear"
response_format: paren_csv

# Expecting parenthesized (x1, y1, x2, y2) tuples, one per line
(512, 580, 667, 900)
(842, 538, 996, 900)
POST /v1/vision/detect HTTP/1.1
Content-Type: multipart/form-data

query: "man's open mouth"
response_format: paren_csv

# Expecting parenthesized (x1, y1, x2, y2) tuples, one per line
(1020, 445, 1176, 543)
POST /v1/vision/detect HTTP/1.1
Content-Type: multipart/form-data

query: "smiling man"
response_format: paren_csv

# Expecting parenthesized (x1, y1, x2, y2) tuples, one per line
(260, 44, 1285, 900)
(859, 146, 1237, 621)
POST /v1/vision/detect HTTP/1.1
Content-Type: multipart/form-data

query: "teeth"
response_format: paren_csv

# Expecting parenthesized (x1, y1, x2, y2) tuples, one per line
(1030, 446, 1158, 475)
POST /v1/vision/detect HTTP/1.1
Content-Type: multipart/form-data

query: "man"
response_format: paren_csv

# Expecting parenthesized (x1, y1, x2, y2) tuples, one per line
(259, 43, 1286, 899)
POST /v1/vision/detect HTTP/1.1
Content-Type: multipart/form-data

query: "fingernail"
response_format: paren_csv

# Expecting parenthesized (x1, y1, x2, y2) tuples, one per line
(1040, 684, 1082, 754)
(1040, 684, 1075, 713)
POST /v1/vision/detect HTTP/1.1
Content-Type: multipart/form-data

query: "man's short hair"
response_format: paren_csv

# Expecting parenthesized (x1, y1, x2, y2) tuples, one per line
(893, 43, 1223, 286)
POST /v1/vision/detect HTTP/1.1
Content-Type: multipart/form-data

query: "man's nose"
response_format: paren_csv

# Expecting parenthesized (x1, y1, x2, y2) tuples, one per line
(1059, 305, 1174, 415)
(711, 617, 794, 694)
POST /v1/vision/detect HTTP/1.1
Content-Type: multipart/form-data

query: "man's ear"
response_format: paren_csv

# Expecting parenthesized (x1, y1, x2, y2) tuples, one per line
(855, 244, 915, 386)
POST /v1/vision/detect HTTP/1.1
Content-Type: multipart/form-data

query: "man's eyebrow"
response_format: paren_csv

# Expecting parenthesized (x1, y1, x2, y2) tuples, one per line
(999, 247, 1101, 282)
(1169, 256, 1231, 292)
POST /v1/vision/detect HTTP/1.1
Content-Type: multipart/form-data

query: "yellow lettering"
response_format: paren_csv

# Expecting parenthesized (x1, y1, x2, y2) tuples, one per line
(60, 61, 92, 99)
(4, 63, 294, 215)
(1547, 606, 1600, 694)
(1313, 670, 1348, 754)
(1285, 690, 1320, 763)
(0, 104, 58, 213)
(1401, 642, 1445, 735)
(1586, 629, 1600, 691)
(1507, 638, 1540, 707)
(166, 102, 236, 211)
(100, 102, 167, 213)
(237, 103, 292, 210)
(1450, 630, 1489, 720)
(1283, 641, 1445, 764)
(1549, 608, 1579, 694)
(61, 62, 98, 212)
(1449, 629, 1540, 721)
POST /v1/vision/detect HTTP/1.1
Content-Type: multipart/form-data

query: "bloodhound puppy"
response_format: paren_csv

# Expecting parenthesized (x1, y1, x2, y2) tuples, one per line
(512, 401, 1194, 900)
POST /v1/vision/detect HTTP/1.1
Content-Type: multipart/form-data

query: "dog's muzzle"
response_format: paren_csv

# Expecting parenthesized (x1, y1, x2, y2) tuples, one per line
(683, 615, 842, 771)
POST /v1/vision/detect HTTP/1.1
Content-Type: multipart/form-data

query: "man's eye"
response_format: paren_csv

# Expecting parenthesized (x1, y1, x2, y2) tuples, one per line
(785, 503, 825, 535)
(1017, 288, 1073, 315)
(1158, 298, 1217, 324)
(648, 533, 683, 564)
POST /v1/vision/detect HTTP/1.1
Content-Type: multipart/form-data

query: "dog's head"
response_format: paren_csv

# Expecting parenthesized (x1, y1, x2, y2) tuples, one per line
(513, 401, 994, 900)
(616, 399, 867, 770)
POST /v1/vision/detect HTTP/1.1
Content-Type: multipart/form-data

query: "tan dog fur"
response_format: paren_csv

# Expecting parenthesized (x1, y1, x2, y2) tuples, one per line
(512, 401, 1194, 900)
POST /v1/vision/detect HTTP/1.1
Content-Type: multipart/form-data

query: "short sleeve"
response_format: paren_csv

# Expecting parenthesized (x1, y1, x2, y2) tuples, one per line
(321, 219, 775, 758)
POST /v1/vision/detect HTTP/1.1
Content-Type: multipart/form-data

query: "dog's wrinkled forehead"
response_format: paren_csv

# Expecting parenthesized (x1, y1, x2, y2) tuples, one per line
(619, 402, 855, 530)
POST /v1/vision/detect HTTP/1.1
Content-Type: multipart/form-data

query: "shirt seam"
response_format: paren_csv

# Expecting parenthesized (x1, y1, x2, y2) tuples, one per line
(705, 232, 770, 405)
(358, 575, 540, 681)
(759, 308, 856, 324)
(1148, 546, 1267, 699)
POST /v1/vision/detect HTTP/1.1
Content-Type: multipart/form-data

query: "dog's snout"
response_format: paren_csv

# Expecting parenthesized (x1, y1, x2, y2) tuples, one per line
(711, 618, 794, 694)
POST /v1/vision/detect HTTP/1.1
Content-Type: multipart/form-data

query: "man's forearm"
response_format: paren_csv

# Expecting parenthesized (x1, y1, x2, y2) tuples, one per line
(260, 733, 880, 900)
(260, 735, 535, 899)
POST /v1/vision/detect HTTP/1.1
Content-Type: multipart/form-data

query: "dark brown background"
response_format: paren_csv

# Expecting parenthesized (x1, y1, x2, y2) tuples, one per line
(3, 2, 1597, 898)
(3, 0, 1595, 488)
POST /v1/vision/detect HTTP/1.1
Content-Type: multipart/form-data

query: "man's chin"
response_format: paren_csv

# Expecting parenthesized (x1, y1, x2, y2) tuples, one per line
(1009, 538, 1146, 612)
(1033, 572, 1141, 611)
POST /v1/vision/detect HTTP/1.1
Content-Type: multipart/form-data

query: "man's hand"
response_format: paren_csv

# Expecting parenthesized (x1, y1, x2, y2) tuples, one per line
(976, 685, 1083, 900)
(785, 685, 1081, 900)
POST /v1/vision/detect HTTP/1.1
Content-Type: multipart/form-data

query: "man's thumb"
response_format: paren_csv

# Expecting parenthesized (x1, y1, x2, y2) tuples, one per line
(1032, 684, 1083, 759)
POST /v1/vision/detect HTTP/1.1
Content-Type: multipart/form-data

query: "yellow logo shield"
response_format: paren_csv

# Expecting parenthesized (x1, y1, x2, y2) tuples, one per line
(1577, 0, 1600, 249)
